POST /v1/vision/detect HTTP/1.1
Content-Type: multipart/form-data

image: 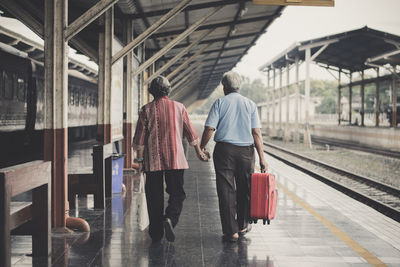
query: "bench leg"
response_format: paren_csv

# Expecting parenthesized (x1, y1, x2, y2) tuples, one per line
(32, 184, 51, 257)
(93, 146, 105, 209)
(0, 183, 11, 267)
(105, 157, 112, 198)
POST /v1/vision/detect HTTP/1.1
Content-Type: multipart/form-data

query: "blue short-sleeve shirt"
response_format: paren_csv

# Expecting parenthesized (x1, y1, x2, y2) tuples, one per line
(205, 92, 261, 146)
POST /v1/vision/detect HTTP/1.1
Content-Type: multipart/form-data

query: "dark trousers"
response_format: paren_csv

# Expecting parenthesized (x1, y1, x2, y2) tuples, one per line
(213, 142, 255, 235)
(145, 169, 186, 240)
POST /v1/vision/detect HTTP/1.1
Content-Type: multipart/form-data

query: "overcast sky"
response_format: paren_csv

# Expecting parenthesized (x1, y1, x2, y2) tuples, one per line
(233, 0, 400, 82)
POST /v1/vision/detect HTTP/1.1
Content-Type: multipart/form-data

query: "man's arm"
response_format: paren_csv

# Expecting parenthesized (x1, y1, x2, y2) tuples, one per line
(252, 128, 267, 172)
(200, 126, 215, 151)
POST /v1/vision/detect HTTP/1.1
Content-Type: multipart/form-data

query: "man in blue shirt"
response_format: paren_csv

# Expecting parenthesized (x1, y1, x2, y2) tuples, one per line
(200, 71, 266, 242)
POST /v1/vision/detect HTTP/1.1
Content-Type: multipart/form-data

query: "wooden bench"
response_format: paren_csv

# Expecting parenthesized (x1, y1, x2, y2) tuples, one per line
(0, 160, 51, 267)
(68, 144, 113, 209)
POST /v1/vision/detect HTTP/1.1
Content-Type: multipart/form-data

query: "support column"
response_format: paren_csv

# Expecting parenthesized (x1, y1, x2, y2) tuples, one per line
(392, 68, 398, 127)
(304, 48, 312, 148)
(361, 70, 365, 126)
(279, 68, 283, 136)
(294, 56, 300, 143)
(375, 68, 380, 127)
(349, 72, 353, 125)
(284, 61, 290, 141)
(266, 69, 270, 133)
(44, 0, 68, 229)
(97, 8, 113, 144)
(338, 69, 341, 125)
(272, 68, 276, 135)
(123, 19, 133, 169)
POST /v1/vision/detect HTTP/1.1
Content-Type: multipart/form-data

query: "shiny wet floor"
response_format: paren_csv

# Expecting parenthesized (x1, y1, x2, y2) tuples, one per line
(11, 132, 400, 266)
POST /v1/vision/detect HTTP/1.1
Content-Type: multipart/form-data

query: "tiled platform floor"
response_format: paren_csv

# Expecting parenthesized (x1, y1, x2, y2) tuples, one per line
(10, 132, 400, 266)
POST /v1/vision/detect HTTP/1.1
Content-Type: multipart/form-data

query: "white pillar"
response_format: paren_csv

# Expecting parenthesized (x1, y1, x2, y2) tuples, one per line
(349, 72, 353, 125)
(285, 61, 290, 141)
(272, 68, 276, 134)
(338, 69, 342, 125)
(375, 68, 380, 127)
(304, 48, 312, 148)
(392, 68, 398, 127)
(294, 56, 300, 143)
(279, 68, 283, 136)
(266, 69, 270, 133)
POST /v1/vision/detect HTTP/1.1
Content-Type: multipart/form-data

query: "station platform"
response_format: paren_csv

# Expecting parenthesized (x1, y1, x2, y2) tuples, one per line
(10, 135, 400, 266)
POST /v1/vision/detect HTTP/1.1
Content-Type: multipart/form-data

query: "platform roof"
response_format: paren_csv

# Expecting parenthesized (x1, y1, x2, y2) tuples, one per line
(259, 27, 400, 73)
(0, 0, 285, 107)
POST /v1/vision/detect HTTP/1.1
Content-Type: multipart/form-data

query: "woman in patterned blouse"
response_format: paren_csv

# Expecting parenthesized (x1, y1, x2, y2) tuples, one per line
(133, 76, 208, 243)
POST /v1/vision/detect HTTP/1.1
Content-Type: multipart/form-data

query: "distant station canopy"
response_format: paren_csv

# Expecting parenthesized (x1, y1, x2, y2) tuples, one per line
(253, 0, 335, 7)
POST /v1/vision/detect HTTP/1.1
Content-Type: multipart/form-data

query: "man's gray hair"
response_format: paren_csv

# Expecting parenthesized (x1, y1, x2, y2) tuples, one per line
(221, 71, 242, 92)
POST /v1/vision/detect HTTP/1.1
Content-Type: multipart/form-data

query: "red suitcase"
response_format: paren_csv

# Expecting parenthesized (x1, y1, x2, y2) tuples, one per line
(250, 173, 278, 224)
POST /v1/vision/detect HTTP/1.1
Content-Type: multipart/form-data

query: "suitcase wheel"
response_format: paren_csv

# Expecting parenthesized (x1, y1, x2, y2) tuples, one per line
(267, 219, 270, 225)
(253, 219, 258, 224)
(263, 219, 266, 225)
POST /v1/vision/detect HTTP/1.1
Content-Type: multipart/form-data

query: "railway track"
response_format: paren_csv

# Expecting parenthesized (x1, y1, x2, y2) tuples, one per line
(311, 136, 400, 159)
(263, 141, 400, 223)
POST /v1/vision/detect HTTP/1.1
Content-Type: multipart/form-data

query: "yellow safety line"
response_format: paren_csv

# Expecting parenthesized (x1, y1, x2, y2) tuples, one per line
(276, 180, 387, 267)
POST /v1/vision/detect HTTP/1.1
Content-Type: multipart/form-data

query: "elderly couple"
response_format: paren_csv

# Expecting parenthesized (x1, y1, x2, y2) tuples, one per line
(133, 71, 266, 243)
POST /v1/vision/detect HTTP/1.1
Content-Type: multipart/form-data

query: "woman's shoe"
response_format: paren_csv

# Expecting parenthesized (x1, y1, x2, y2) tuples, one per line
(163, 218, 175, 242)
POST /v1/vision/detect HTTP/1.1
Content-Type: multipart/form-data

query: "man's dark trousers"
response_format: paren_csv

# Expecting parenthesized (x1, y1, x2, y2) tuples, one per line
(213, 142, 255, 235)
(145, 170, 186, 241)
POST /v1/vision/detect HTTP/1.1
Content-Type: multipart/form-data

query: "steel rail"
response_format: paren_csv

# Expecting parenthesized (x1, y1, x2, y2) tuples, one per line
(263, 141, 400, 223)
(311, 136, 400, 159)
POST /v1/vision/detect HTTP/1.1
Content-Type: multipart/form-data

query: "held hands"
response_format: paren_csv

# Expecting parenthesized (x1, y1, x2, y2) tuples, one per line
(196, 147, 210, 162)
(196, 149, 210, 162)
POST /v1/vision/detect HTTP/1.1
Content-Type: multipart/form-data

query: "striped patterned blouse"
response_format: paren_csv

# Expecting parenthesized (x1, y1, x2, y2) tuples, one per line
(133, 96, 199, 172)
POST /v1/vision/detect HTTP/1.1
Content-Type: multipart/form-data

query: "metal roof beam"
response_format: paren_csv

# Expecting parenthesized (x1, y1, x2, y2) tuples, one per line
(171, 64, 203, 86)
(144, 29, 214, 85)
(166, 42, 213, 80)
(152, 14, 277, 39)
(298, 38, 339, 51)
(170, 62, 201, 84)
(127, 0, 251, 19)
(172, 32, 256, 49)
(112, 0, 192, 64)
(0, 0, 98, 61)
(161, 44, 248, 60)
(133, 6, 222, 76)
(65, 0, 118, 41)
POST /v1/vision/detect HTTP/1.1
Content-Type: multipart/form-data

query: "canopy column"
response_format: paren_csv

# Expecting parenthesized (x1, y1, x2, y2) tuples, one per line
(272, 68, 276, 135)
(284, 61, 290, 141)
(97, 8, 113, 144)
(43, 0, 69, 229)
(375, 68, 380, 127)
(294, 56, 300, 143)
(361, 70, 365, 126)
(123, 19, 134, 169)
(278, 68, 283, 136)
(392, 68, 398, 127)
(349, 72, 353, 125)
(304, 47, 312, 148)
(338, 69, 342, 125)
(266, 69, 270, 134)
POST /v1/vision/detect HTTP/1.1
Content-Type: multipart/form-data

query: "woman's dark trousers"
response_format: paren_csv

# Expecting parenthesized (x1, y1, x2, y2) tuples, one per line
(145, 169, 186, 241)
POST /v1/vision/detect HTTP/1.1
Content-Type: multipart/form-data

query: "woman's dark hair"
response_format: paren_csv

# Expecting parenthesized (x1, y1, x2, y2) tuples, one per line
(149, 76, 171, 98)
